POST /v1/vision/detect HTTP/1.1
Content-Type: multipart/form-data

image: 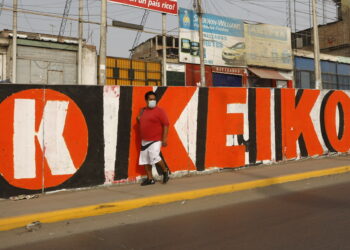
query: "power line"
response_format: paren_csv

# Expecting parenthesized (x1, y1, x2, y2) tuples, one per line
(295, 0, 337, 15)
(19, 0, 34, 32)
(130, 10, 149, 57)
(86, 0, 91, 43)
(0, 6, 164, 36)
(223, 0, 286, 24)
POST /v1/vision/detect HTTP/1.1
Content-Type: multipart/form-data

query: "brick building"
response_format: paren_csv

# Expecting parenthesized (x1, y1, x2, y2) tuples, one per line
(294, 0, 350, 56)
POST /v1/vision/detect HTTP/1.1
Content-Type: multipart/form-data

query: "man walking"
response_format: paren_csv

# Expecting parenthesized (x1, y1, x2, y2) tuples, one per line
(137, 91, 170, 186)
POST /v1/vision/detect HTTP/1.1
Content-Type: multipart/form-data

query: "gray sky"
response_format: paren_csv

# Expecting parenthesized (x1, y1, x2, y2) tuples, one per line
(0, 0, 338, 58)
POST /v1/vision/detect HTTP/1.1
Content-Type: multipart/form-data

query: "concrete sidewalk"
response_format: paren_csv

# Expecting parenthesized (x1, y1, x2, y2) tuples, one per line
(1, 154, 350, 231)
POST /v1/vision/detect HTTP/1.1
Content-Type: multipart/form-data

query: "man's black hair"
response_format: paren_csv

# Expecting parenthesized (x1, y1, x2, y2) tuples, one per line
(145, 91, 157, 101)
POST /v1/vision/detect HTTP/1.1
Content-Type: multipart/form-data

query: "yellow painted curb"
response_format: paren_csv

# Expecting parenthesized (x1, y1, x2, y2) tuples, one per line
(1, 165, 350, 231)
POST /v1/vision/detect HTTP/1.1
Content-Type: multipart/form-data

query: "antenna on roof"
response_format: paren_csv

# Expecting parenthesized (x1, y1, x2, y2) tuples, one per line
(58, 0, 73, 39)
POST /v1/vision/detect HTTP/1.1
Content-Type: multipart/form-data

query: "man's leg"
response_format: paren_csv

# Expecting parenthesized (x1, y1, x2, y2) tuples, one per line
(141, 164, 155, 186)
(156, 160, 170, 184)
(155, 160, 167, 173)
(145, 165, 153, 179)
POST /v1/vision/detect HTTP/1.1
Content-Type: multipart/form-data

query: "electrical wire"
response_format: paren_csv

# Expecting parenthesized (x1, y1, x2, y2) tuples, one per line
(19, 0, 34, 32)
(295, 0, 337, 16)
(0, 0, 343, 58)
(222, 0, 288, 24)
(86, 0, 91, 43)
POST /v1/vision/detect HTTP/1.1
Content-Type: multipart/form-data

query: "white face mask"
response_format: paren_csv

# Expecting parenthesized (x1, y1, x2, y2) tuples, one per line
(148, 100, 157, 108)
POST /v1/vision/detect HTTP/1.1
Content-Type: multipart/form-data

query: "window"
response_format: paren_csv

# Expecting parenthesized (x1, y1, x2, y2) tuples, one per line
(338, 75, 350, 90)
(322, 73, 337, 89)
(296, 71, 315, 89)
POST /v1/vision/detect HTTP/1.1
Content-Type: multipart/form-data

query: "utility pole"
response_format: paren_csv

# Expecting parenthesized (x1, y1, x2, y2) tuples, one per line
(162, 13, 167, 86)
(0, 0, 5, 16)
(312, 0, 322, 89)
(287, 0, 296, 88)
(322, 0, 326, 24)
(294, 0, 297, 35)
(12, 0, 17, 83)
(196, 0, 206, 87)
(99, 0, 107, 85)
(287, 0, 292, 29)
(78, 0, 83, 85)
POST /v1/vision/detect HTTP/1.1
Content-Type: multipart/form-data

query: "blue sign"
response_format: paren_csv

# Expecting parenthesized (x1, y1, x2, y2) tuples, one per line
(179, 8, 244, 37)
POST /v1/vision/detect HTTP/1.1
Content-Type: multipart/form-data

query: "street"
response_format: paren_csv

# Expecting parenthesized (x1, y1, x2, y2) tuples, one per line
(2, 172, 350, 250)
(0, 1, 349, 249)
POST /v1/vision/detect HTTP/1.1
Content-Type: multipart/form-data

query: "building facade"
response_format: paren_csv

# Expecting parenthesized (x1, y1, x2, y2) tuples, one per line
(294, 0, 350, 57)
(294, 49, 350, 89)
(103, 56, 162, 86)
(0, 30, 97, 85)
(131, 34, 294, 88)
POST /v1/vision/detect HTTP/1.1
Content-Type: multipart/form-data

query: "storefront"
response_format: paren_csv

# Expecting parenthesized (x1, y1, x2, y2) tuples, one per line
(185, 64, 248, 87)
(185, 64, 213, 86)
(248, 67, 293, 88)
(212, 66, 247, 87)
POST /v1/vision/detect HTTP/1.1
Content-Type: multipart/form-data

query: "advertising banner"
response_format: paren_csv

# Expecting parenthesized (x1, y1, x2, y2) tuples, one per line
(108, 0, 178, 15)
(179, 8, 245, 67)
(245, 24, 292, 70)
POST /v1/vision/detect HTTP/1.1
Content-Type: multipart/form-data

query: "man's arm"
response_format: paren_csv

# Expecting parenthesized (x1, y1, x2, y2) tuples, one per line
(136, 108, 145, 123)
(162, 125, 169, 147)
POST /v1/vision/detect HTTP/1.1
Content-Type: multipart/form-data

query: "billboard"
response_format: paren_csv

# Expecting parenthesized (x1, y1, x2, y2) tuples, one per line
(179, 8, 245, 67)
(245, 24, 292, 70)
(109, 0, 178, 15)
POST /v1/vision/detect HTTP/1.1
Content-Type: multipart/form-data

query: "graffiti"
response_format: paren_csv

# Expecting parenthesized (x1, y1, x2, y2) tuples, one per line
(107, 86, 350, 182)
(281, 89, 323, 159)
(0, 85, 349, 197)
(0, 89, 89, 190)
(321, 91, 350, 153)
(0, 85, 104, 198)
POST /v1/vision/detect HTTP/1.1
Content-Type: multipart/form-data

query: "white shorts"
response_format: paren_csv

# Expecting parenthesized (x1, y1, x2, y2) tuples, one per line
(139, 140, 162, 165)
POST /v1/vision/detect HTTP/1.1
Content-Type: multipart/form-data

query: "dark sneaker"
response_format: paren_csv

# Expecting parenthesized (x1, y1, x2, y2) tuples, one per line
(141, 178, 155, 186)
(162, 170, 170, 184)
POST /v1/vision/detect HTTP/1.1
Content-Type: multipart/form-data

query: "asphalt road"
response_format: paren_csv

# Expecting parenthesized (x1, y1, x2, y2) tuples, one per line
(4, 174, 350, 250)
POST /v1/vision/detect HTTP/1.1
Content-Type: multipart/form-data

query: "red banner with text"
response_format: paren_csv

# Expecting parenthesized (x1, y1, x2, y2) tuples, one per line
(109, 0, 178, 15)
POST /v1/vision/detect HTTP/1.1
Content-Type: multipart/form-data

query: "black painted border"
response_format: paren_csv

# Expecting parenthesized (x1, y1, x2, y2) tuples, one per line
(196, 88, 209, 171)
(115, 86, 133, 180)
(274, 89, 283, 161)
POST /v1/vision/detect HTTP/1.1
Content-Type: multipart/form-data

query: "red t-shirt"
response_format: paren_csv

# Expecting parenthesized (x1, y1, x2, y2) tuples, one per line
(139, 106, 169, 141)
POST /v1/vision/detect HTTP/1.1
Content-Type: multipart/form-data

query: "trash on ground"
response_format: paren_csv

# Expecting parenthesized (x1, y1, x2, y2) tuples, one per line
(25, 221, 42, 232)
(9, 194, 39, 201)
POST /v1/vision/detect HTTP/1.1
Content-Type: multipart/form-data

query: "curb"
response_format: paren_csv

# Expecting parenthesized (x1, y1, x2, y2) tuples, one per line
(1, 165, 350, 231)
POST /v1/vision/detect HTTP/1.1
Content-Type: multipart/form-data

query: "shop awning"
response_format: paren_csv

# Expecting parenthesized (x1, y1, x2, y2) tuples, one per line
(248, 67, 288, 81)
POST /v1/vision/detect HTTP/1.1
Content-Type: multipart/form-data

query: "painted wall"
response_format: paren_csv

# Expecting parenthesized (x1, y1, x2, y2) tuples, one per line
(0, 85, 104, 198)
(0, 85, 349, 197)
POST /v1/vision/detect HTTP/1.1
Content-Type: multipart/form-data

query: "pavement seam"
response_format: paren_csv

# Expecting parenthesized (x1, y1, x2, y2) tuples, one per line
(1, 165, 350, 231)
